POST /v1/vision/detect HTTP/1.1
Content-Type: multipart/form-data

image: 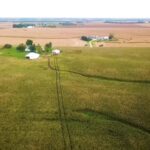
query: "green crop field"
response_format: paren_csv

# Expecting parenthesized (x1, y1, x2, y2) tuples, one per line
(0, 47, 150, 150)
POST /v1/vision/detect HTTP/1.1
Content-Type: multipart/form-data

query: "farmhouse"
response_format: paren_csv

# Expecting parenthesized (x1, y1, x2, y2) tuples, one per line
(27, 26, 34, 29)
(103, 36, 109, 40)
(85, 36, 109, 41)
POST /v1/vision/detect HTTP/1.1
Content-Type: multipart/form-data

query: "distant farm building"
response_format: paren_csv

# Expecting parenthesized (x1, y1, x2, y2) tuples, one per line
(82, 36, 110, 41)
(27, 26, 34, 29)
(52, 49, 61, 55)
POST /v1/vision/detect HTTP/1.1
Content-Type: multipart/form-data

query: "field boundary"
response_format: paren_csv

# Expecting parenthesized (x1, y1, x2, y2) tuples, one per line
(0, 35, 75, 39)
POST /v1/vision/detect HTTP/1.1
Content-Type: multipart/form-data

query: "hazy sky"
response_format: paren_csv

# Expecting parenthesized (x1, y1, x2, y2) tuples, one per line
(0, 0, 149, 18)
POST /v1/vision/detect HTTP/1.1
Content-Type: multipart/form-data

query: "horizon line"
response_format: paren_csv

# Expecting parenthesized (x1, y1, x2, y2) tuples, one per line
(0, 17, 150, 19)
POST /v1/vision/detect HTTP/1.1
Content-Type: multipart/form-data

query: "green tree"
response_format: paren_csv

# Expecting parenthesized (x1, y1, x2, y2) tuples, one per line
(3, 44, 12, 49)
(44, 42, 52, 53)
(81, 36, 90, 41)
(26, 39, 33, 46)
(29, 44, 36, 52)
(109, 33, 114, 40)
(36, 44, 43, 54)
(16, 43, 26, 52)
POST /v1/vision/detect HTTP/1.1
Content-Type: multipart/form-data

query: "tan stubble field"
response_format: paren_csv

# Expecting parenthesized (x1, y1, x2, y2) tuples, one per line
(0, 23, 150, 47)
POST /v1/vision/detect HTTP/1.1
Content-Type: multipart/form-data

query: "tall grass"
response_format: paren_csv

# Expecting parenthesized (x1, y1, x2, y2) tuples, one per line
(0, 47, 150, 149)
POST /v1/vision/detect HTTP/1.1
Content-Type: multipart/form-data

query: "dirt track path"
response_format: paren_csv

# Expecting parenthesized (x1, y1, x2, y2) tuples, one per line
(54, 57, 73, 150)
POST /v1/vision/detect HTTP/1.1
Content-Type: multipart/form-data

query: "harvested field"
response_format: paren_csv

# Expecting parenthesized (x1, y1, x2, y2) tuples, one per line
(0, 23, 150, 47)
(0, 22, 12, 29)
(0, 37, 85, 47)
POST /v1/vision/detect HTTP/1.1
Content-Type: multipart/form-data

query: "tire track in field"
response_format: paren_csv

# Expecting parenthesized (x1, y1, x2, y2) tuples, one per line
(54, 58, 67, 150)
(48, 57, 150, 84)
(76, 109, 150, 134)
(54, 57, 73, 150)
(48, 57, 150, 135)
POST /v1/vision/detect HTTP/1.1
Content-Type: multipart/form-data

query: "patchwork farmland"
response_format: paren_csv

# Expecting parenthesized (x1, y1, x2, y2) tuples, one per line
(1, 23, 150, 47)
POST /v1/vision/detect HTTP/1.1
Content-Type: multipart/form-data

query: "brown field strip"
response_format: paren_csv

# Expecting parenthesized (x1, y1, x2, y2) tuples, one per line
(0, 23, 150, 47)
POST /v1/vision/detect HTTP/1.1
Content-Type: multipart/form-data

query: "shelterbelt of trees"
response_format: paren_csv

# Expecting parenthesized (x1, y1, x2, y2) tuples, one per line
(1, 39, 53, 54)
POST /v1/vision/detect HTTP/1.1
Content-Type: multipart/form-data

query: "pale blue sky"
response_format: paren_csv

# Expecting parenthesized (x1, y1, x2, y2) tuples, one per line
(0, 0, 149, 18)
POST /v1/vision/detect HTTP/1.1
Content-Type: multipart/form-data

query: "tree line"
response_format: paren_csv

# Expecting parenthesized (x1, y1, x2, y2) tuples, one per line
(2, 40, 53, 54)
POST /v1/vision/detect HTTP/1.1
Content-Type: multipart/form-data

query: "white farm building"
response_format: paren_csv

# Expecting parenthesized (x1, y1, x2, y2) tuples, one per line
(85, 36, 110, 41)
(52, 49, 61, 55)
(25, 52, 40, 60)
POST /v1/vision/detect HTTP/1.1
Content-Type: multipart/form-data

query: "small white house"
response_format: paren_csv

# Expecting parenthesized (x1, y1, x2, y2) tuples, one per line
(85, 36, 110, 41)
(25, 52, 40, 60)
(103, 36, 109, 40)
(27, 26, 34, 29)
(52, 49, 61, 55)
